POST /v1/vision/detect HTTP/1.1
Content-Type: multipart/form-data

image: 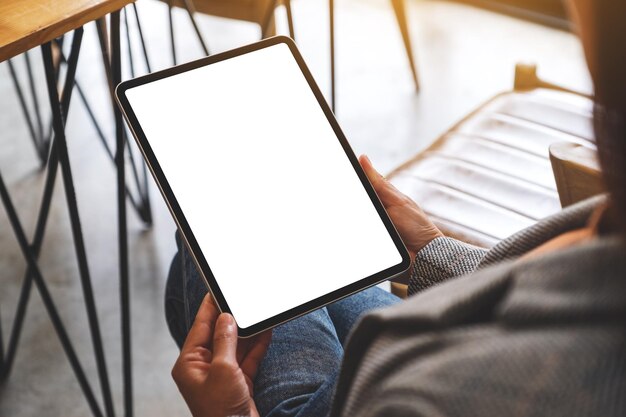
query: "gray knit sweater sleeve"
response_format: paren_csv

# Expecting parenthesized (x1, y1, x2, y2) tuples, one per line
(407, 237, 488, 296)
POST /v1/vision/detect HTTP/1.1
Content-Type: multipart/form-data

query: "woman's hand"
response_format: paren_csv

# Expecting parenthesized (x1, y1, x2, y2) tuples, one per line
(172, 294, 272, 417)
(360, 155, 443, 259)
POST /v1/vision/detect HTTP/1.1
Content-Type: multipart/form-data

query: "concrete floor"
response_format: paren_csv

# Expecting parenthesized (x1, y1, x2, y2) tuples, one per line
(0, 0, 589, 415)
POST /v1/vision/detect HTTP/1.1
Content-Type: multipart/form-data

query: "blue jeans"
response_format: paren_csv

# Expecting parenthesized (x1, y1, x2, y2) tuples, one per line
(165, 233, 400, 417)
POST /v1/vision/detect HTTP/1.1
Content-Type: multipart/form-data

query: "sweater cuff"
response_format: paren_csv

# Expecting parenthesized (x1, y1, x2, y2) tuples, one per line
(408, 237, 487, 296)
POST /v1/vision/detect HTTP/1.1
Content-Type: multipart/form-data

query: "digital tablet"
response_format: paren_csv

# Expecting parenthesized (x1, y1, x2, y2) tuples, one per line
(115, 36, 410, 337)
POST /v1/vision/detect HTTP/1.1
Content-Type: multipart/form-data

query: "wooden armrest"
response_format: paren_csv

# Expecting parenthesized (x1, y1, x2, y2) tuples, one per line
(390, 282, 408, 298)
(514, 63, 593, 98)
(549, 142, 604, 207)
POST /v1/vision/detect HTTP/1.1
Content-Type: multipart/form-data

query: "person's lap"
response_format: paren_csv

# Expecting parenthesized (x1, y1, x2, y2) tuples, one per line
(165, 234, 400, 417)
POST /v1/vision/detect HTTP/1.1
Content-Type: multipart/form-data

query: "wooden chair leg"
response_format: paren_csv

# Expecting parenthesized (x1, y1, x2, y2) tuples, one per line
(260, 0, 279, 38)
(390, 0, 419, 91)
(284, 0, 296, 40)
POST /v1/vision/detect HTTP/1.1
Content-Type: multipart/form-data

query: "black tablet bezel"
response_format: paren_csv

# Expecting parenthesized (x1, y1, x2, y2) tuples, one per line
(115, 36, 411, 337)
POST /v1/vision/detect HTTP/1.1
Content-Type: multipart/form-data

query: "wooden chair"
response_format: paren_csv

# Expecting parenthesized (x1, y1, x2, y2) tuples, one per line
(163, 0, 418, 111)
(168, 0, 292, 36)
(162, 0, 294, 64)
(550, 142, 603, 207)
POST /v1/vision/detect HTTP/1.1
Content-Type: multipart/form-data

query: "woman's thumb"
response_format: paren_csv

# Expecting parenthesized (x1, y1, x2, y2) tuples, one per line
(212, 313, 238, 364)
(359, 155, 385, 187)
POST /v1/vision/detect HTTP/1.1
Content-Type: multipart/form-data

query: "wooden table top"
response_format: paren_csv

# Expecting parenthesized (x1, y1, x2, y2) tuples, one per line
(0, 0, 134, 62)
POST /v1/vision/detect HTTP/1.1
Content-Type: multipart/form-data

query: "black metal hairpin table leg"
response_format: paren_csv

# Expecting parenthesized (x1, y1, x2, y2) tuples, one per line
(91, 21, 153, 227)
(167, 0, 177, 65)
(0, 308, 4, 368)
(329, 0, 336, 113)
(1, 104, 61, 383)
(41, 30, 115, 417)
(3, 7, 148, 415)
(131, 3, 152, 73)
(108, 11, 133, 417)
(182, 0, 210, 56)
(0, 28, 110, 417)
(121, 5, 153, 227)
(0, 170, 104, 417)
(123, 8, 137, 78)
(95, 13, 134, 416)
(2, 157, 54, 379)
(1, 31, 81, 383)
(24, 52, 47, 155)
(7, 58, 47, 166)
(3, 28, 93, 383)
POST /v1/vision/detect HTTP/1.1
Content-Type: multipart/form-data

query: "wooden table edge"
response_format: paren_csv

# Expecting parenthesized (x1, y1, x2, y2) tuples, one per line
(0, 0, 135, 62)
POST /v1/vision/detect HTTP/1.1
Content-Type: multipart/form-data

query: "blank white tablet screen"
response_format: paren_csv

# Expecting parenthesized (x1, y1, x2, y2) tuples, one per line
(125, 43, 402, 329)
